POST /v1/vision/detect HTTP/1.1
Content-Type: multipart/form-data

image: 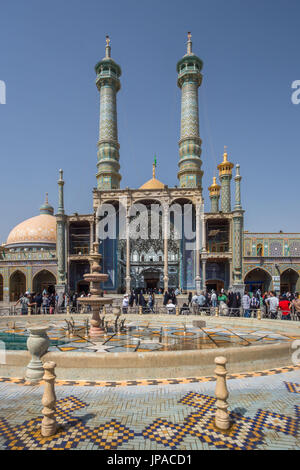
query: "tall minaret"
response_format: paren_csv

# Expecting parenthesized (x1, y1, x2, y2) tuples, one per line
(95, 36, 122, 190)
(177, 32, 203, 188)
(56, 169, 67, 302)
(218, 147, 234, 213)
(208, 176, 221, 213)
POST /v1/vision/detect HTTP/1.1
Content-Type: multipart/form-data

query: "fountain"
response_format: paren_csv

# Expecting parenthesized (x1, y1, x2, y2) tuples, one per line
(77, 242, 112, 336)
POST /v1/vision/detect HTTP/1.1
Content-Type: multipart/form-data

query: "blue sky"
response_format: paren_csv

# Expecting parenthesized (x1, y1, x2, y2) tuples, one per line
(0, 0, 299, 242)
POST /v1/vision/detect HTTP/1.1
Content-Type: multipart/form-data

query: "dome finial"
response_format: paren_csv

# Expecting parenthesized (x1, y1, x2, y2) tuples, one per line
(153, 155, 157, 179)
(40, 193, 54, 215)
(223, 145, 228, 162)
(187, 31, 192, 54)
(105, 35, 111, 58)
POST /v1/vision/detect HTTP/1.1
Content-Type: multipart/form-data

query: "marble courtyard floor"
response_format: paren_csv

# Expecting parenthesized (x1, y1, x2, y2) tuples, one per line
(0, 365, 299, 450)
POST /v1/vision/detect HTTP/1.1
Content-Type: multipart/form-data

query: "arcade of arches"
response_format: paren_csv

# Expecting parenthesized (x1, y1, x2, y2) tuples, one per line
(9, 269, 56, 301)
(244, 268, 300, 294)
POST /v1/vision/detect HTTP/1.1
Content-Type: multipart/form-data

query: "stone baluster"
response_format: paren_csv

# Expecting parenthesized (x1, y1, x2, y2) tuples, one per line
(257, 308, 261, 320)
(41, 361, 57, 437)
(214, 356, 230, 430)
(25, 326, 50, 382)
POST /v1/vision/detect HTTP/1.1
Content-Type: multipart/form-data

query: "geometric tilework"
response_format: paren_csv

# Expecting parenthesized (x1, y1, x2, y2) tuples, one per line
(252, 409, 299, 437)
(1, 371, 300, 450)
(142, 419, 187, 449)
(284, 382, 300, 394)
(0, 365, 300, 388)
(0, 396, 135, 450)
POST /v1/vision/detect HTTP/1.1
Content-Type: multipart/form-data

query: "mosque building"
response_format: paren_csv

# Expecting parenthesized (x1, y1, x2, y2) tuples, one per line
(0, 33, 300, 304)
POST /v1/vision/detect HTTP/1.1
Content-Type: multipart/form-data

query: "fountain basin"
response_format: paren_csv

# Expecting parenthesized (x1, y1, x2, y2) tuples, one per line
(0, 314, 299, 380)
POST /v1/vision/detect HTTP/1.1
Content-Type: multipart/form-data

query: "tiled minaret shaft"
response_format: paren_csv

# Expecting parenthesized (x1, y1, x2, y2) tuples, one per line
(232, 164, 244, 290)
(56, 169, 66, 285)
(218, 148, 234, 213)
(95, 36, 121, 190)
(177, 33, 203, 188)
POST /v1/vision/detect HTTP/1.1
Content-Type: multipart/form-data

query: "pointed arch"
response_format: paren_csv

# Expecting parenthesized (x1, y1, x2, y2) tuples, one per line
(280, 268, 300, 294)
(9, 270, 26, 301)
(244, 267, 272, 293)
(32, 269, 56, 294)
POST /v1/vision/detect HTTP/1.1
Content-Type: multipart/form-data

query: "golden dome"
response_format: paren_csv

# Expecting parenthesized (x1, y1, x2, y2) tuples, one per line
(6, 214, 56, 246)
(139, 161, 165, 190)
(139, 177, 165, 190)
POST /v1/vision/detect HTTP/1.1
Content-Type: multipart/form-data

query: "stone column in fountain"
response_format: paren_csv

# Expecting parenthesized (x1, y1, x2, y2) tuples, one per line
(77, 242, 112, 336)
(214, 356, 230, 430)
(56, 169, 67, 307)
(95, 36, 122, 190)
(41, 362, 57, 437)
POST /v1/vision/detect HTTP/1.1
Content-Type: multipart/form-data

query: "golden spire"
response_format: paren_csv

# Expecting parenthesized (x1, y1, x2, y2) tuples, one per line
(187, 31, 192, 54)
(152, 163, 156, 179)
(217, 146, 234, 176)
(208, 176, 221, 196)
(105, 35, 111, 58)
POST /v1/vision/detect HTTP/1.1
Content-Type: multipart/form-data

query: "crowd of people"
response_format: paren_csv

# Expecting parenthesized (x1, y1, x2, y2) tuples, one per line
(15, 290, 58, 315)
(13, 287, 300, 320)
(187, 289, 300, 319)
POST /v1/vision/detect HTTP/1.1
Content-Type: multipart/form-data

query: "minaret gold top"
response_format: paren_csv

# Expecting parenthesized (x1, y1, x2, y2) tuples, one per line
(187, 31, 192, 55)
(208, 176, 221, 196)
(105, 35, 111, 58)
(218, 146, 234, 176)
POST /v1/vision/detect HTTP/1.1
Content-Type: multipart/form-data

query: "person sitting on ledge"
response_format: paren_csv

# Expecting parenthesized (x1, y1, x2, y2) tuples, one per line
(166, 299, 176, 315)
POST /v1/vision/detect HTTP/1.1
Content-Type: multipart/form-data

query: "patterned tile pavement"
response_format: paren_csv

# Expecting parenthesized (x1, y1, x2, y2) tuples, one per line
(0, 320, 298, 354)
(0, 366, 300, 450)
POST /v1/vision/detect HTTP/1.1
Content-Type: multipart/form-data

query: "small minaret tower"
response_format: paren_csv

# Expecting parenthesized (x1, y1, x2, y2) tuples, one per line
(56, 169, 66, 290)
(218, 147, 234, 213)
(208, 176, 221, 213)
(177, 32, 203, 188)
(232, 164, 244, 293)
(56, 170, 66, 286)
(95, 36, 122, 190)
